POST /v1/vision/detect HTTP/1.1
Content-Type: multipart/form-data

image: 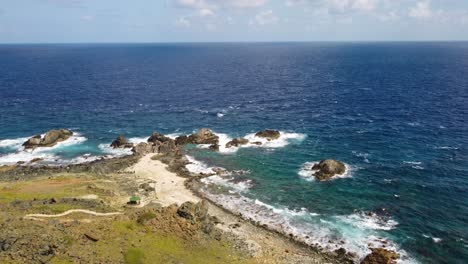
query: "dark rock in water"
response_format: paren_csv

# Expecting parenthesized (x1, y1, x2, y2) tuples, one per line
(255, 130, 280, 141)
(251, 141, 262, 145)
(147, 132, 172, 144)
(312, 159, 346, 181)
(225, 138, 249, 148)
(110, 135, 133, 149)
(175, 135, 189, 145)
(209, 144, 219, 151)
(188, 128, 219, 145)
(361, 248, 399, 264)
(22, 129, 73, 149)
(177, 200, 209, 222)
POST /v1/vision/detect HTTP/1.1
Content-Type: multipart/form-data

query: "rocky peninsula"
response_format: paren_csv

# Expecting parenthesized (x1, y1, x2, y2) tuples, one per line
(0, 128, 397, 264)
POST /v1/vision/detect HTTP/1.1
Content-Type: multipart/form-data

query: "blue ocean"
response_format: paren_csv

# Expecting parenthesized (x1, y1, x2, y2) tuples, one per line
(0, 43, 467, 263)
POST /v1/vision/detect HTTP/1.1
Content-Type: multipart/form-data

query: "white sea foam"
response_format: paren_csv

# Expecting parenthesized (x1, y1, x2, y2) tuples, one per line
(204, 131, 307, 154)
(336, 212, 398, 231)
(434, 146, 459, 150)
(352, 151, 370, 163)
(201, 175, 253, 193)
(403, 161, 424, 170)
(0, 136, 30, 149)
(298, 161, 352, 181)
(0, 133, 88, 165)
(199, 189, 415, 263)
(185, 155, 216, 175)
(98, 143, 133, 157)
(127, 137, 149, 144)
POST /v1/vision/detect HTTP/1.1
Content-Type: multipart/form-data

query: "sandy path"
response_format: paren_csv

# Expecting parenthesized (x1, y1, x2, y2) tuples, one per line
(130, 154, 199, 206)
(25, 209, 123, 219)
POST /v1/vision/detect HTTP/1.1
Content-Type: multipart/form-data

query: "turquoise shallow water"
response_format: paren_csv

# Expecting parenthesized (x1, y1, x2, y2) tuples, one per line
(0, 43, 467, 263)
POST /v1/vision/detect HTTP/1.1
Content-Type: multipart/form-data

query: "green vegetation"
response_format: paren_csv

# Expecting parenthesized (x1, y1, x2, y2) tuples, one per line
(125, 248, 145, 264)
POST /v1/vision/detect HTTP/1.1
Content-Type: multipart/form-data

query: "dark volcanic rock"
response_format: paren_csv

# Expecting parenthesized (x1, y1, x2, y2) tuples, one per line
(177, 200, 209, 222)
(147, 132, 172, 144)
(209, 144, 220, 151)
(225, 138, 249, 148)
(110, 135, 133, 149)
(361, 248, 399, 264)
(22, 129, 73, 149)
(255, 130, 280, 141)
(312, 159, 346, 181)
(188, 128, 219, 145)
(175, 135, 189, 146)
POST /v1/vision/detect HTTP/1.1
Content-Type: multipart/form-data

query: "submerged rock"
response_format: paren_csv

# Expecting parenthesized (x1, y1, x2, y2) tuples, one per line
(22, 129, 73, 149)
(312, 159, 346, 181)
(255, 130, 280, 141)
(110, 135, 133, 148)
(225, 138, 249, 148)
(188, 128, 219, 145)
(361, 248, 399, 264)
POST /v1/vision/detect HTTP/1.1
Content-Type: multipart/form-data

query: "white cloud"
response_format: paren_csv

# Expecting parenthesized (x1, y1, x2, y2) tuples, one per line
(199, 8, 214, 17)
(175, 17, 191, 27)
(174, 0, 267, 10)
(409, 0, 432, 18)
(250, 10, 278, 26)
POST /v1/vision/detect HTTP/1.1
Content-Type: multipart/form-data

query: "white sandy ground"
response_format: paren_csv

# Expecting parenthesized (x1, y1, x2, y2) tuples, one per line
(25, 209, 123, 220)
(125, 154, 337, 263)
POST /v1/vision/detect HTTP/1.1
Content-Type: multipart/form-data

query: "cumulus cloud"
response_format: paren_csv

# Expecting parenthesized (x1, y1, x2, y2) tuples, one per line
(175, 17, 191, 27)
(409, 0, 432, 18)
(199, 8, 215, 17)
(174, 0, 267, 10)
(250, 10, 278, 26)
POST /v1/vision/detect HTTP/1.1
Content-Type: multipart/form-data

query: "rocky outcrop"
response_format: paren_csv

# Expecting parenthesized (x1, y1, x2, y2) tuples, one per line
(225, 138, 249, 148)
(255, 130, 280, 141)
(175, 135, 189, 146)
(177, 200, 209, 222)
(132, 142, 158, 155)
(22, 129, 73, 149)
(188, 128, 219, 145)
(110, 135, 133, 148)
(312, 159, 346, 181)
(147, 132, 172, 144)
(361, 248, 399, 264)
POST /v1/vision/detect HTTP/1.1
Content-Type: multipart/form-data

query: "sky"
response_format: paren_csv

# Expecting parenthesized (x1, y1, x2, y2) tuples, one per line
(0, 0, 467, 43)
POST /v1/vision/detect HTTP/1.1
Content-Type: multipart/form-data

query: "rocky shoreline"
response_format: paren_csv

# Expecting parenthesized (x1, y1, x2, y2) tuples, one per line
(0, 128, 399, 264)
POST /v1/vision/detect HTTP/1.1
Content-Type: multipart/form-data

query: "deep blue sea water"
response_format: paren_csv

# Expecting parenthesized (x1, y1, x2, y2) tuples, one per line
(0, 43, 467, 263)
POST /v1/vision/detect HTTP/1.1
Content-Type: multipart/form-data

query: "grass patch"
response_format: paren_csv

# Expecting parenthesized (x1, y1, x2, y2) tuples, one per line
(136, 212, 157, 225)
(124, 248, 145, 264)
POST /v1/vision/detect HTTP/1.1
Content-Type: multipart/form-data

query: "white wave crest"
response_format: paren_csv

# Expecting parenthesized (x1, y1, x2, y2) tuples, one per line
(198, 189, 415, 263)
(0, 133, 88, 165)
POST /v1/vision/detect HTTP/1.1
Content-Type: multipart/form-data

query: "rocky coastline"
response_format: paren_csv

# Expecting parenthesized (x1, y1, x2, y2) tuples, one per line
(0, 128, 398, 264)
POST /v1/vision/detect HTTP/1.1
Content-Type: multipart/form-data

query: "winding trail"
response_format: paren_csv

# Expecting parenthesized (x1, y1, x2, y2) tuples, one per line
(25, 209, 123, 219)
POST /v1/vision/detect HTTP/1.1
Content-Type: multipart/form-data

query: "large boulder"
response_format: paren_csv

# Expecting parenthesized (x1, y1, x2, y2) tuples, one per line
(23, 129, 73, 149)
(361, 248, 399, 264)
(110, 135, 133, 148)
(188, 128, 219, 145)
(225, 138, 249, 148)
(255, 130, 280, 141)
(312, 159, 346, 181)
(132, 142, 157, 155)
(147, 132, 172, 144)
(175, 135, 189, 146)
(177, 200, 209, 222)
